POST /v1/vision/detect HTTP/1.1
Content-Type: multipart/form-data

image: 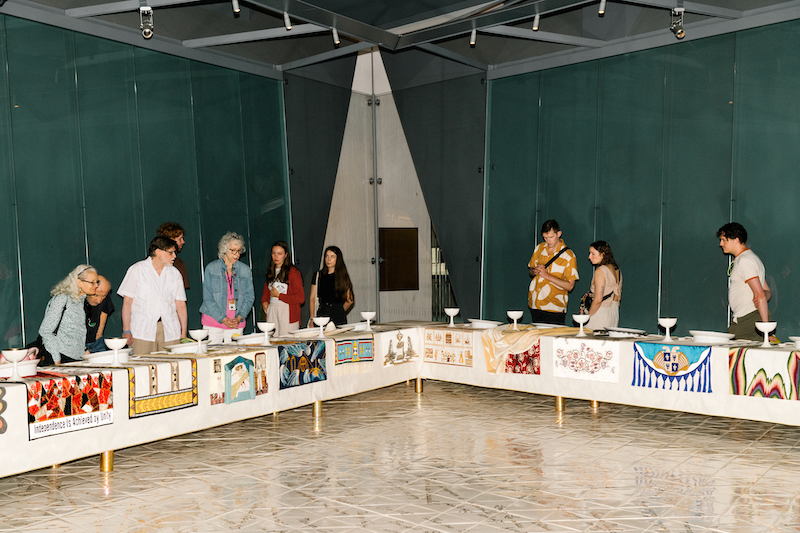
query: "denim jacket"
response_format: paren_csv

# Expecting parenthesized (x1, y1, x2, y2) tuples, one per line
(199, 259, 255, 323)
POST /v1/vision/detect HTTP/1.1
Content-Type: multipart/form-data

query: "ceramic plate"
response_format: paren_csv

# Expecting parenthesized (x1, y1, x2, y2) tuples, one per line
(234, 333, 266, 345)
(0, 358, 40, 379)
(689, 330, 735, 344)
(532, 323, 560, 329)
(84, 348, 132, 364)
(164, 340, 209, 354)
(468, 319, 503, 329)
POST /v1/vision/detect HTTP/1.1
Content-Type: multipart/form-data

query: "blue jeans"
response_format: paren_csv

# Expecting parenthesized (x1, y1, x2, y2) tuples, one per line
(86, 337, 107, 353)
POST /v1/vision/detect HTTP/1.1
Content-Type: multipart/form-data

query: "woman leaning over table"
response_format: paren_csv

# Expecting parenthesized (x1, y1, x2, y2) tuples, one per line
(308, 245, 354, 327)
(261, 240, 304, 337)
(37, 264, 99, 365)
(585, 240, 622, 331)
(199, 232, 255, 344)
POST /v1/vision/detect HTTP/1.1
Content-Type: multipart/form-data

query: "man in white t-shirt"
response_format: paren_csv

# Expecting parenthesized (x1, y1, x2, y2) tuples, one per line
(118, 236, 188, 354)
(717, 222, 771, 341)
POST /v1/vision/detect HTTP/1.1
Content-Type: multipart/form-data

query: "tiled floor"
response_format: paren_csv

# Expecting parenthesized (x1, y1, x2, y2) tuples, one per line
(2, 381, 800, 533)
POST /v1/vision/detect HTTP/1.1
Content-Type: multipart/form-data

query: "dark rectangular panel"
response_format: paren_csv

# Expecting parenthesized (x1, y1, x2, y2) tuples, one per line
(240, 73, 291, 319)
(191, 62, 250, 307)
(538, 62, 600, 317)
(74, 33, 144, 339)
(483, 73, 540, 321)
(379, 228, 419, 291)
(661, 35, 735, 335)
(6, 18, 86, 339)
(732, 20, 800, 341)
(0, 17, 23, 347)
(596, 49, 665, 331)
(133, 48, 202, 328)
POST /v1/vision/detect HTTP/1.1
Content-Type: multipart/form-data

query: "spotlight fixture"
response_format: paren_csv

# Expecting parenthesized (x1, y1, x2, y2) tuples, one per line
(670, 7, 685, 39)
(469, 28, 476, 47)
(231, 0, 240, 14)
(598, 0, 606, 16)
(332, 27, 340, 45)
(532, 13, 540, 31)
(284, 11, 292, 30)
(139, 6, 154, 39)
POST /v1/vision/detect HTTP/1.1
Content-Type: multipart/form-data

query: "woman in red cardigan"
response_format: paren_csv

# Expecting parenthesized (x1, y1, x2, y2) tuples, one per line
(261, 241, 304, 336)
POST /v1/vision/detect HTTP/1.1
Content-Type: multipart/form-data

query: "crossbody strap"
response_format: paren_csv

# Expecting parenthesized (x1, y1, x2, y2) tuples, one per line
(543, 246, 570, 270)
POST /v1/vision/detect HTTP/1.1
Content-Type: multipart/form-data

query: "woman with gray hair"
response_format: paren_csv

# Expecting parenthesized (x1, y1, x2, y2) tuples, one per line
(36, 264, 99, 365)
(199, 232, 255, 343)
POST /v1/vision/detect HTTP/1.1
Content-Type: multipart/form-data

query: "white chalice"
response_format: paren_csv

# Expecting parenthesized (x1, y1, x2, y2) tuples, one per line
(658, 317, 677, 342)
(572, 314, 590, 337)
(360, 312, 376, 332)
(313, 316, 330, 338)
(507, 310, 524, 331)
(104, 337, 128, 365)
(2, 349, 28, 381)
(189, 328, 209, 354)
(756, 321, 777, 348)
(257, 322, 275, 345)
(444, 308, 460, 328)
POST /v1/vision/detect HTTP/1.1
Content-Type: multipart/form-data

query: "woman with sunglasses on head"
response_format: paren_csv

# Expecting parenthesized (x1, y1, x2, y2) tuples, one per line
(35, 264, 98, 365)
(261, 241, 304, 337)
(308, 246, 354, 327)
(199, 232, 255, 344)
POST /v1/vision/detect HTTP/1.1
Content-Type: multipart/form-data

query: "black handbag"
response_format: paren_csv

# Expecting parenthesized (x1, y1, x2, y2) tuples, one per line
(579, 291, 613, 315)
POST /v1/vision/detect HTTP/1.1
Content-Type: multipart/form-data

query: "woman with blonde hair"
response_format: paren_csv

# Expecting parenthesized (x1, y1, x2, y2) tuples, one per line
(36, 264, 99, 365)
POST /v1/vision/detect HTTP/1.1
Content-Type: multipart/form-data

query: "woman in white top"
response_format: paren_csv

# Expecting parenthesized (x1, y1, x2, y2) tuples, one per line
(585, 240, 622, 331)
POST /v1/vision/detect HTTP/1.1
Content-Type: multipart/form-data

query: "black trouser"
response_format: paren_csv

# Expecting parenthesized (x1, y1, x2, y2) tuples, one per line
(318, 302, 347, 326)
(528, 308, 566, 326)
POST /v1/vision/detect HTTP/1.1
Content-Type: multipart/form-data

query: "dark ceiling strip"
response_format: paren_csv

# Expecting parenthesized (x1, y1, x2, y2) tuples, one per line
(416, 43, 488, 70)
(183, 24, 325, 48)
(66, 0, 199, 18)
(395, 0, 595, 49)
(279, 42, 375, 71)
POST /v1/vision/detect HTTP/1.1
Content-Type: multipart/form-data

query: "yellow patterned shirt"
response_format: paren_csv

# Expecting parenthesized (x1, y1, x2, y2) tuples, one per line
(527, 239, 579, 312)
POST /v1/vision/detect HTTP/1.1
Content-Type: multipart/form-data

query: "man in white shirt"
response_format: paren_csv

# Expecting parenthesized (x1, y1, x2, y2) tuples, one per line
(118, 236, 188, 354)
(717, 222, 771, 341)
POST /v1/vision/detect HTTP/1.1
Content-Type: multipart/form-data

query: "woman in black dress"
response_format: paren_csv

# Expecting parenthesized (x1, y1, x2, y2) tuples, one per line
(308, 246, 354, 327)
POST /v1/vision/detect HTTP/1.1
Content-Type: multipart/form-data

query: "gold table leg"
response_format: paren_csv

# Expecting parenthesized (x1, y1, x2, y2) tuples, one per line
(415, 377, 423, 393)
(100, 450, 114, 472)
(312, 400, 322, 418)
(590, 400, 599, 411)
(555, 396, 565, 412)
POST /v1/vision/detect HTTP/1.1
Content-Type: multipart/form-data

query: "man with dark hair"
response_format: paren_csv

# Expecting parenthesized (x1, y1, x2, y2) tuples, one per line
(157, 221, 189, 290)
(527, 219, 579, 325)
(717, 222, 771, 340)
(118, 236, 187, 353)
(85, 275, 114, 353)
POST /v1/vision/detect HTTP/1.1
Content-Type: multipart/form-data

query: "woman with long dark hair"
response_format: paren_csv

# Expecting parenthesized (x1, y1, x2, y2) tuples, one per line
(308, 245, 354, 327)
(261, 241, 304, 336)
(585, 240, 622, 330)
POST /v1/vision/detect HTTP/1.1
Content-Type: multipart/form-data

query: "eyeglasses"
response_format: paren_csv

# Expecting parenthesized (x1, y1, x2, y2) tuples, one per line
(80, 278, 101, 286)
(228, 248, 243, 256)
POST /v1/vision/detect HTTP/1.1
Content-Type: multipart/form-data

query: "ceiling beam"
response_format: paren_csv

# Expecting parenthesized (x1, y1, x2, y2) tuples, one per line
(246, 0, 400, 48)
(395, 0, 595, 49)
(66, 0, 200, 18)
(482, 25, 605, 47)
(183, 23, 325, 48)
(279, 41, 374, 71)
(621, 1, 742, 19)
(416, 43, 488, 70)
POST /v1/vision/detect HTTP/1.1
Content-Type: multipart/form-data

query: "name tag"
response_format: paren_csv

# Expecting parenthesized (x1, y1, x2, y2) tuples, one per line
(228, 300, 236, 311)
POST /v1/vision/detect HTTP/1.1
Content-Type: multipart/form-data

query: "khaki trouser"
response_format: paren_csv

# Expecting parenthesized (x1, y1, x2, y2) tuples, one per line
(131, 321, 167, 354)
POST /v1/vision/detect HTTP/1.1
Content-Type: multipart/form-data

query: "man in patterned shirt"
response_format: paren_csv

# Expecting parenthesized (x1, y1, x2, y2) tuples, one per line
(527, 219, 579, 325)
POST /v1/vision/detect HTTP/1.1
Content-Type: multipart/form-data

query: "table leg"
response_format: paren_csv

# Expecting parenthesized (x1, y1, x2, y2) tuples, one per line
(415, 377, 423, 393)
(100, 450, 114, 472)
(555, 396, 565, 412)
(312, 400, 322, 419)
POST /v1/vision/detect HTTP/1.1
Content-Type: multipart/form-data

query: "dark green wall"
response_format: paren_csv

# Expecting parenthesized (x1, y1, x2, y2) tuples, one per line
(0, 16, 289, 346)
(485, 23, 800, 339)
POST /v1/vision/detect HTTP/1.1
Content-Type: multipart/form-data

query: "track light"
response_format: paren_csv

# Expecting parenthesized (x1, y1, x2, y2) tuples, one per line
(332, 27, 340, 45)
(284, 12, 292, 30)
(139, 6, 153, 39)
(231, 0, 240, 14)
(670, 7, 685, 39)
(469, 28, 476, 47)
(598, 0, 606, 16)
(532, 14, 540, 31)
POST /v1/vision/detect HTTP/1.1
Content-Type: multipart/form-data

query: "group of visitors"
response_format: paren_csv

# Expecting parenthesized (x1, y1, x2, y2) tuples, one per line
(32, 224, 355, 364)
(527, 219, 769, 341)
